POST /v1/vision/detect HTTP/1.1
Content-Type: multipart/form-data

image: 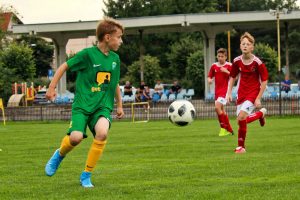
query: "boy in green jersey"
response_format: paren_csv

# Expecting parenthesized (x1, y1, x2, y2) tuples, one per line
(45, 17, 124, 188)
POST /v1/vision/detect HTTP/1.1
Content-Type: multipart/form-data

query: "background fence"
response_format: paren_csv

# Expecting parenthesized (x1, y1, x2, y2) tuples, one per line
(1, 97, 299, 122)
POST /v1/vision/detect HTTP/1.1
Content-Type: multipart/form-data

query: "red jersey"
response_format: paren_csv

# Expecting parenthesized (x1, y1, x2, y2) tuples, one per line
(208, 62, 232, 99)
(231, 55, 268, 105)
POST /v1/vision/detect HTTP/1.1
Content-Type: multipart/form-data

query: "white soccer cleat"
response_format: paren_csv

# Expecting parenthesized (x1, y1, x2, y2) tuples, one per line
(234, 146, 246, 154)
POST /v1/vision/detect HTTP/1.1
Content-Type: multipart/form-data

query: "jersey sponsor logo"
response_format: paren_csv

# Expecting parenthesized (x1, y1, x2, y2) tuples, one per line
(92, 71, 111, 92)
(93, 64, 101, 68)
(96, 72, 111, 85)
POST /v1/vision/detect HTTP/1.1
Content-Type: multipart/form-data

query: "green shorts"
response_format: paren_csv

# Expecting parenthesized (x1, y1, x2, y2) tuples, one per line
(67, 107, 112, 138)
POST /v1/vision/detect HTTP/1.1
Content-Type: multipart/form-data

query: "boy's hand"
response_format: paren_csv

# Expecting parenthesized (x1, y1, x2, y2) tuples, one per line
(116, 107, 124, 119)
(220, 67, 229, 74)
(207, 78, 213, 84)
(226, 93, 232, 103)
(46, 87, 56, 102)
(254, 98, 262, 108)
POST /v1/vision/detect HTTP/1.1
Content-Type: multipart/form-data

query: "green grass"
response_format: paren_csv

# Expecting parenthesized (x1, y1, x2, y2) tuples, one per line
(0, 117, 299, 200)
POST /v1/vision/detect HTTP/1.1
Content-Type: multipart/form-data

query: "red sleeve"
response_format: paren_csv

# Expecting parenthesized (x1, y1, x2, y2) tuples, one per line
(230, 61, 240, 78)
(227, 64, 232, 72)
(259, 63, 268, 81)
(208, 65, 215, 78)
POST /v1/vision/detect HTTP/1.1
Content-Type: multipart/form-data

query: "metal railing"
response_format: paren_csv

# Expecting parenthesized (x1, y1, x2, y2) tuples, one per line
(1, 97, 299, 122)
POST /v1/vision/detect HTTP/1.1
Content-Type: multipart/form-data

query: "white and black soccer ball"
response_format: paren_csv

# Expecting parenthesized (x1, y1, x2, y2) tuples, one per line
(168, 100, 196, 126)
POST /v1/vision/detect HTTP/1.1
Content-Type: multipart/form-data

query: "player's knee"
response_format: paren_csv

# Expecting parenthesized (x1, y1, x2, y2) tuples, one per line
(237, 115, 247, 121)
(69, 131, 83, 145)
(95, 132, 107, 141)
(215, 107, 222, 114)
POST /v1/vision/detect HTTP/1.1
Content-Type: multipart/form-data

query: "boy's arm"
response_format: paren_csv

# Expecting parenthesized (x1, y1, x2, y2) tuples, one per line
(220, 67, 230, 74)
(207, 77, 213, 84)
(46, 62, 69, 101)
(226, 77, 236, 103)
(115, 84, 124, 119)
(254, 80, 268, 108)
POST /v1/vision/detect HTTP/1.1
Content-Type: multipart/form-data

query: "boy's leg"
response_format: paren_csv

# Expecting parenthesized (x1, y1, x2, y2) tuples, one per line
(45, 132, 82, 176)
(235, 102, 254, 153)
(45, 112, 87, 176)
(216, 100, 232, 136)
(216, 100, 225, 128)
(237, 119, 247, 148)
(246, 108, 267, 126)
(80, 116, 110, 188)
(224, 114, 234, 134)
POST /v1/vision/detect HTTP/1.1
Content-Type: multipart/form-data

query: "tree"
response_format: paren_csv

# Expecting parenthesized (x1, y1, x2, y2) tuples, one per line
(186, 50, 205, 97)
(0, 62, 21, 104)
(166, 36, 202, 79)
(0, 42, 36, 80)
(253, 43, 278, 82)
(286, 29, 300, 78)
(15, 35, 54, 77)
(124, 55, 161, 87)
(228, 0, 298, 12)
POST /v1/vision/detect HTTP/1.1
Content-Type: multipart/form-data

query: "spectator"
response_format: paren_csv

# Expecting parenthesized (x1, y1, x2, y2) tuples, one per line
(124, 81, 133, 96)
(141, 85, 152, 102)
(281, 75, 291, 93)
(169, 80, 182, 97)
(154, 80, 164, 97)
(135, 81, 145, 102)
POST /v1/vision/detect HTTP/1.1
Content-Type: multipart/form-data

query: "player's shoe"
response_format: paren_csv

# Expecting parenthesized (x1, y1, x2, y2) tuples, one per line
(259, 108, 267, 127)
(45, 149, 65, 176)
(80, 171, 94, 188)
(234, 146, 246, 154)
(226, 129, 234, 135)
(219, 128, 230, 136)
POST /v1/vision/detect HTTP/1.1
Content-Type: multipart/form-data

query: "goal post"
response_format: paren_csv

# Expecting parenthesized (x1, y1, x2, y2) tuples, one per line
(131, 102, 150, 123)
(0, 98, 6, 125)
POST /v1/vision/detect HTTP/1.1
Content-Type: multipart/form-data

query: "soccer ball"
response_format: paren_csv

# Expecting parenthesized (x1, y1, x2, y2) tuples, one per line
(168, 100, 196, 126)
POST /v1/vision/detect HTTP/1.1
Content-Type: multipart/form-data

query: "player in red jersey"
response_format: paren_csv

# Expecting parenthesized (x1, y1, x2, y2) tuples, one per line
(226, 32, 268, 154)
(208, 48, 234, 136)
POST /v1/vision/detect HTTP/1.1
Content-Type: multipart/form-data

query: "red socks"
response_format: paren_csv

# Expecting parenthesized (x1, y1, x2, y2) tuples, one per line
(217, 114, 226, 128)
(238, 120, 247, 148)
(246, 111, 263, 124)
(218, 113, 233, 133)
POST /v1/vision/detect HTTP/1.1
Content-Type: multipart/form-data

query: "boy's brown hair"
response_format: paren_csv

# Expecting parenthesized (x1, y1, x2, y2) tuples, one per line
(96, 16, 124, 42)
(240, 32, 255, 44)
(217, 48, 227, 56)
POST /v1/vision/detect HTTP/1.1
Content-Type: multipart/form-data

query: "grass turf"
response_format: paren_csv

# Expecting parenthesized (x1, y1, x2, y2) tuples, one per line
(0, 117, 299, 200)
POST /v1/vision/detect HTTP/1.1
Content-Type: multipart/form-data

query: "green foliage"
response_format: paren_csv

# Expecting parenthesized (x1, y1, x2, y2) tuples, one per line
(166, 36, 202, 79)
(229, 0, 298, 11)
(0, 63, 19, 103)
(15, 35, 54, 77)
(253, 43, 278, 82)
(186, 50, 205, 97)
(287, 29, 300, 78)
(104, 0, 220, 18)
(124, 55, 161, 87)
(0, 42, 35, 80)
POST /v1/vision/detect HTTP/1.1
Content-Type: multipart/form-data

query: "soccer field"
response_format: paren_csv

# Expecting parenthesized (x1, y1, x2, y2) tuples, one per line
(0, 117, 299, 200)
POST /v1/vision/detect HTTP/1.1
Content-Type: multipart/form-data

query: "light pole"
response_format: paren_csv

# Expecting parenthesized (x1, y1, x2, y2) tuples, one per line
(227, 0, 231, 61)
(269, 8, 289, 116)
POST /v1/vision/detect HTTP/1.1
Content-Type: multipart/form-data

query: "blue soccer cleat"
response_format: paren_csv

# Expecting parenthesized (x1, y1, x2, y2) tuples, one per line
(80, 171, 94, 188)
(45, 149, 65, 176)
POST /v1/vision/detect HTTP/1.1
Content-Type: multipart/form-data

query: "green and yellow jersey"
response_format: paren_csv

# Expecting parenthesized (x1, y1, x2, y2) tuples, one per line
(67, 46, 120, 113)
